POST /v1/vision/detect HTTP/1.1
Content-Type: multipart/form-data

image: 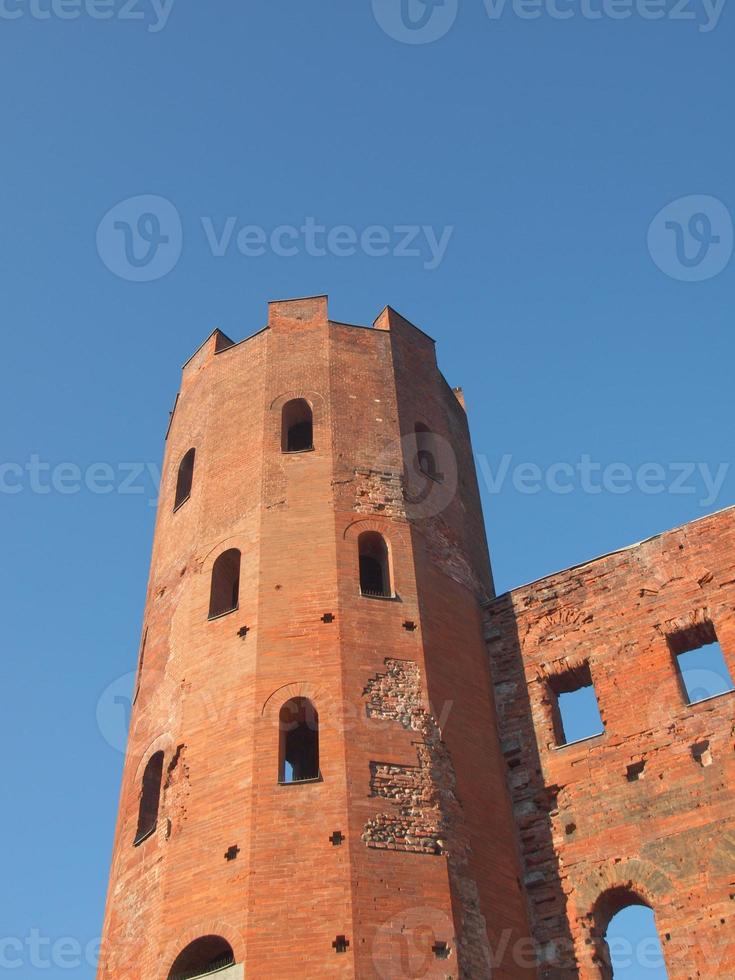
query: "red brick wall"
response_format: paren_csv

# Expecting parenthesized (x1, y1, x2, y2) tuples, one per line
(99, 297, 532, 979)
(486, 507, 735, 978)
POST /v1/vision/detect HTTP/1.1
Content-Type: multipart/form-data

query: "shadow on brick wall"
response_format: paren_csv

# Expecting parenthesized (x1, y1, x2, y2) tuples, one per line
(486, 594, 579, 978)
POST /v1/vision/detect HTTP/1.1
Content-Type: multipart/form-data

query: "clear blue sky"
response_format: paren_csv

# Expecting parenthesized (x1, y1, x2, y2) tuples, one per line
(1, 1, 732, 975)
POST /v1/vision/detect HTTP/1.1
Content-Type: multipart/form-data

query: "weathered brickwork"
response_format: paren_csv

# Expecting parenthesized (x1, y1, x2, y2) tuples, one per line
(100, 291, 733, 979)
(487, 506, 735, 978)
(363, 657, 424, 729)
(99, 297, 532, 980)
(362, 659, 445, 855)
(352, 467, 406, 517)
(362, 657, 494, 978)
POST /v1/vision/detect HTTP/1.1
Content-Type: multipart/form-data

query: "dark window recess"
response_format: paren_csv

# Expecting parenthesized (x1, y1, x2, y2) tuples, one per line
(358, 531, 392, 598)
(668, 621, 734, 705)
(332, 936, 350, 954)
(626, 761, 646, 782)
(414, 423, 442, 481)
(432, 942, 451, 960)
(167, 936, 235, 980)
(692, 740, 713, 766)
(134, 751, 164, 845)
(279, 697, 320, 783)
(548, 662, 605, 746)
(282, 399, 314, 453)
(330, 831, 345, 846)
(360, 555, 384, 594)
(174, 448, 195, 510)
(225, 845, 240, 861)
(209, 549, 241, 619)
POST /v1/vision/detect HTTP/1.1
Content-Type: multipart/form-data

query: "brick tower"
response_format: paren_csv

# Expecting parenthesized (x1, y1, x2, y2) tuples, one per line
(99, 295, 532, 979)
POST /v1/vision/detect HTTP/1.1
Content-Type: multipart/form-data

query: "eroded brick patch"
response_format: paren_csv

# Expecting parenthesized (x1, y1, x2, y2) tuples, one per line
(423, 516, 487, 598)
(364, 657, 423, 729)
(365, 748, 442, 854)
(352, 467, 406, 517)
(362, 658, 493, 978)
(162, 743, 189, 835)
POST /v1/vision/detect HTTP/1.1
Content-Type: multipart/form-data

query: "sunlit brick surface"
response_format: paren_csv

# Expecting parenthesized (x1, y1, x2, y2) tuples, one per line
(98, 297, 532, 979)
(487, 507, 735, 978)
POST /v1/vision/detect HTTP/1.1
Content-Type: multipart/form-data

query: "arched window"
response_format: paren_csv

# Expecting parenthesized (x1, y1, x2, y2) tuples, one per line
(167, 936, 235, 980)
(358, 531, 392, 598)
(174, 448, 195, 510)
(279, 697, 320, 783)
(414, 423, 439, 480)
(208, 549, 240, 619)
(134, 751, 164, 845)
(282, 399, 313, 453)
(594, 888, 667, 979)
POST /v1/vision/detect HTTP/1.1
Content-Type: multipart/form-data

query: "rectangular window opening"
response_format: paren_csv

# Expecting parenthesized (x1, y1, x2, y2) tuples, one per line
(668, 623, 734, 706)
(548, 662, 605, 747)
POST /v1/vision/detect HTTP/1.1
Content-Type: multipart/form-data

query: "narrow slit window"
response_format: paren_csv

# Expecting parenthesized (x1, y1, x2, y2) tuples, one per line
(134, 751, 164, 845)
(282, 399, 313, 453)
(358, 531, 392, 598)
(279, 697, 320, 783)
(414, 423, 441, 481)
(174, 448, 195, 510)
(167, 936, 235, 980)
(668, 622, 734, 705)
(548, 663, 604, 746)
(133, 627, 148, 705)
(208, 548, 241, 619)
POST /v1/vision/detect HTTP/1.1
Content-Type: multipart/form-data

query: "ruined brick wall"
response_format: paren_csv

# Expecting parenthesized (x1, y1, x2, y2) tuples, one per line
(486, 506, 735, 978)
